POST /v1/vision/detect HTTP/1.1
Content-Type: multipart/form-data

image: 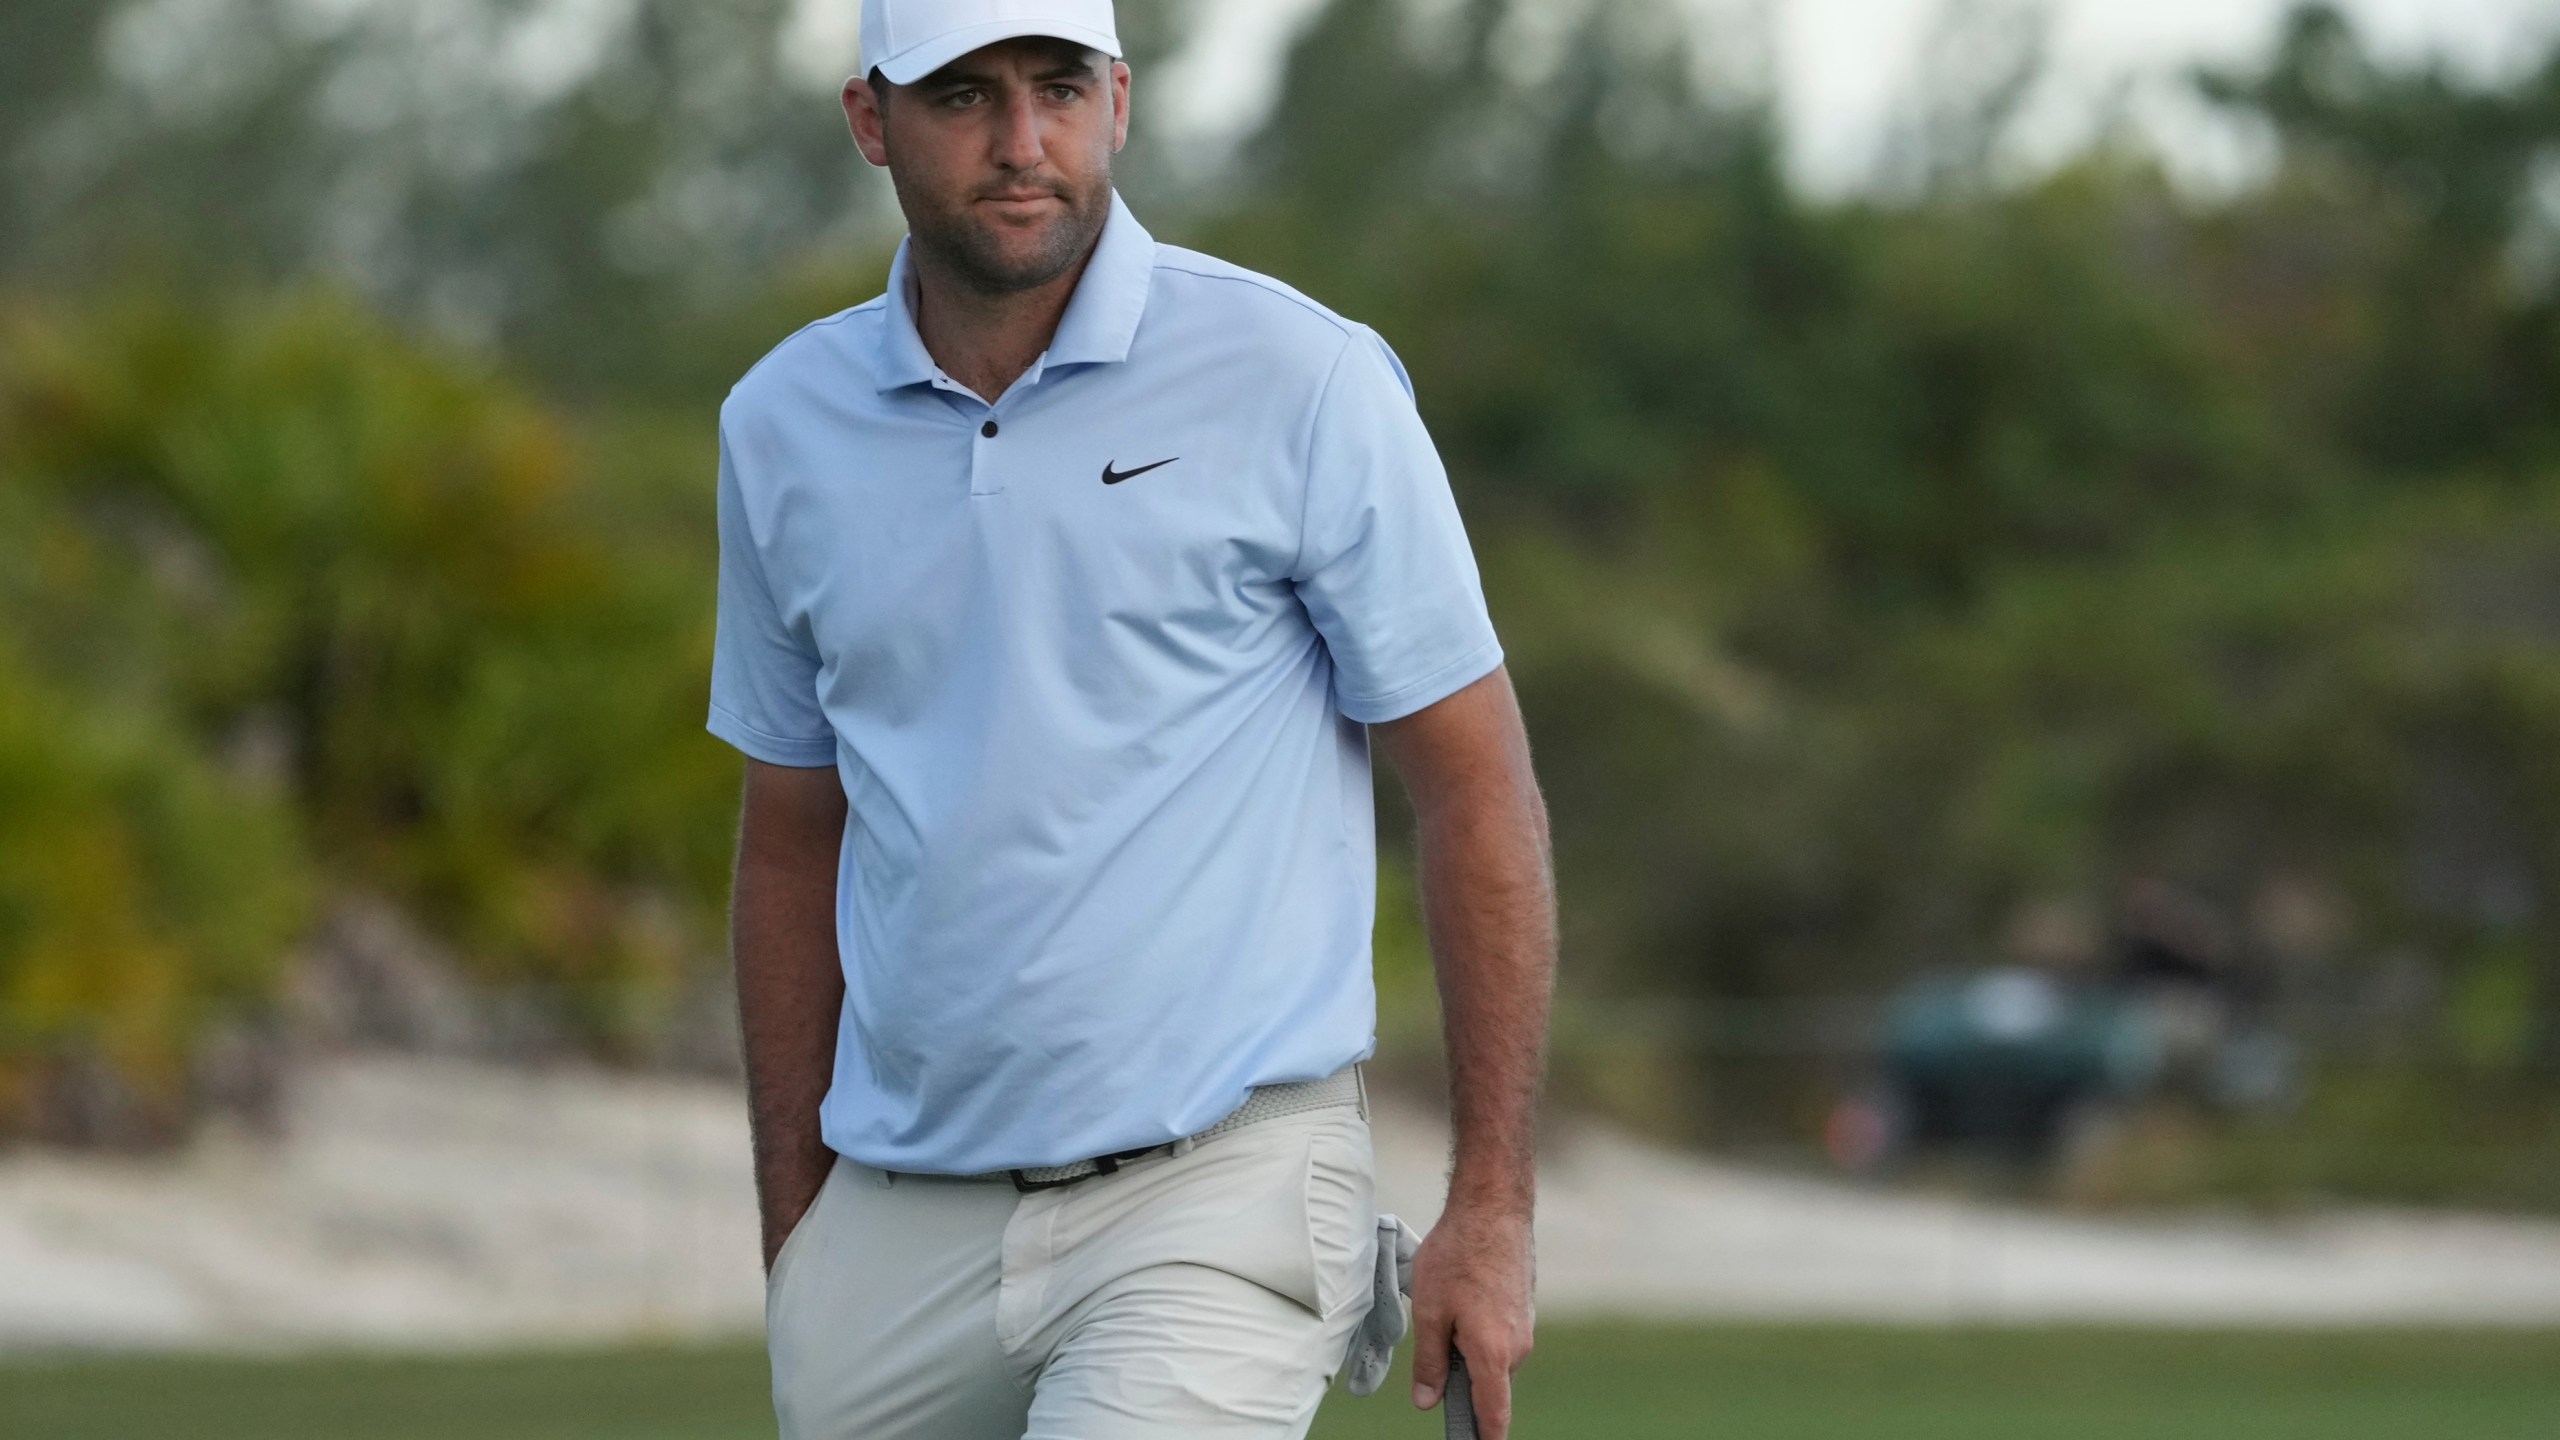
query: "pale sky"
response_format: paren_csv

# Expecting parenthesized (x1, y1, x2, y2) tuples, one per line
(1132, 0, 2560, 193)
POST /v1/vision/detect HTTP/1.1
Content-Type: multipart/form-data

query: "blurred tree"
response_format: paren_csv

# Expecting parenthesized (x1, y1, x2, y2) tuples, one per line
(0, 0, 1197, 400)
(2200, 3, 2560, 471)
(1206, 0, 2560, 1164)
(2, 292, 741, 1075)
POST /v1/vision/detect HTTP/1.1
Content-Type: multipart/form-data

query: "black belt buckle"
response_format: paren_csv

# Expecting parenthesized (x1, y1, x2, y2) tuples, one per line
(1007, 1142, 1166, 1193)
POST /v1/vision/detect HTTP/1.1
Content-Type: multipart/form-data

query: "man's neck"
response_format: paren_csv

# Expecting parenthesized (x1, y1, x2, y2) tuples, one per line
(910, 242, 1098, 404)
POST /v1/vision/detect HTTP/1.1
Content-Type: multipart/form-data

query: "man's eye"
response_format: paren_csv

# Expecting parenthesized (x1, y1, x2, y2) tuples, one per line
(1045, 85, 1080, 102)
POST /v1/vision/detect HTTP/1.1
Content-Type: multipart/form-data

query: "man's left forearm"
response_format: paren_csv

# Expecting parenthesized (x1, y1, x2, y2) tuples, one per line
(1414, 725, 1554, 1214)
(1372, 665, 1555, 1440)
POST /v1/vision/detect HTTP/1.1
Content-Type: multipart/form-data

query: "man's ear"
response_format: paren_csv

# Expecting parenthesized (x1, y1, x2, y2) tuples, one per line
(1109, 59, 1131, 154)
(843, 74, 891, 168)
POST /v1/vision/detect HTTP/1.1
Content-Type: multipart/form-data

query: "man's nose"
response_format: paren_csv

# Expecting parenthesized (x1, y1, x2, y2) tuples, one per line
(990, 91, 1043, 171)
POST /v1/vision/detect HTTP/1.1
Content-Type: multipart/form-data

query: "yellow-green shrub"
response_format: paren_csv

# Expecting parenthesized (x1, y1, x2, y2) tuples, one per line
(0, 645, 309, 1142)
(2, 292, 741, 1104)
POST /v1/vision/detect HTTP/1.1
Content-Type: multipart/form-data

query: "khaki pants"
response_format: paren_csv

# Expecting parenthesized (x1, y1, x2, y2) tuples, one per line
(765, 1108, 1379, 1439)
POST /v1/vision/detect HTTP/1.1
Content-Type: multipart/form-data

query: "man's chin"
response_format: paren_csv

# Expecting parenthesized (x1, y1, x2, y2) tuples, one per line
(946, 219, 1096, 293)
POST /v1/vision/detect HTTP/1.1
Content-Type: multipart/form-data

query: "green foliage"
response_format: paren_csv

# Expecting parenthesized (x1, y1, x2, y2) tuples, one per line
(2197, 4, 2560, 469)
(0, 292, 741, 1092)
(1208, 0, 2275, 607)
(0, 643, 306, 1139)
(0, 0, 1202, 402)
(1193, 0, 2560, 1166)
(1894, 484, 2560, 914)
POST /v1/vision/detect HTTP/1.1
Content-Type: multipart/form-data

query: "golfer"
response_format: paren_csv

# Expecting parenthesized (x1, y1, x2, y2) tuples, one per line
(708, 0, 1552, 1433)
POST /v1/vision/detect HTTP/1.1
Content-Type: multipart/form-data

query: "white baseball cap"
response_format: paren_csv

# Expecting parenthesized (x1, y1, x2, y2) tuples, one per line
(860, 0, 1123, 87)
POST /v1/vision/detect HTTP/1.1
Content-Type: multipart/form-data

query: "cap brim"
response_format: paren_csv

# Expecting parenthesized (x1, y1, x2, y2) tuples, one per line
(874, 20, 1123, 86)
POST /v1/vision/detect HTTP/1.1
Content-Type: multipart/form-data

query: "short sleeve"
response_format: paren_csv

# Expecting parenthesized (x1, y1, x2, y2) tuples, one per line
(1289, 328, 1504, 723)
(707, 427, 836, 766)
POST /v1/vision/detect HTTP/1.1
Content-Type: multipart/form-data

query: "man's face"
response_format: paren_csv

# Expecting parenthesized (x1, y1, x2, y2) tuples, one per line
(844, 39, 1131, 295)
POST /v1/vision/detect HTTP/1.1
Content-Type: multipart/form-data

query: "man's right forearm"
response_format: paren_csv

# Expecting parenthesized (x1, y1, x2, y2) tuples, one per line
(731, 760, 849, 1273)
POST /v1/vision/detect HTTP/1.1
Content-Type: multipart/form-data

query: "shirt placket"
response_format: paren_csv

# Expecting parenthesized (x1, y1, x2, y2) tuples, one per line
(933, 353, 1051, 498)
(967, 403, 1003, 496)
(925, 376, 1005, 498)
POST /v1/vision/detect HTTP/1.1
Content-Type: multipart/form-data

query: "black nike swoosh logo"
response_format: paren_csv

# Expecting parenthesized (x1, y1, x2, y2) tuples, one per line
(1101, 457, 1179, 485)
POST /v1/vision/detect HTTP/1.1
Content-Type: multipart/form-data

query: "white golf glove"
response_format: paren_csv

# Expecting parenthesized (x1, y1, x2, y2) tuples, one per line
(1341, 1213, 1422, 1396)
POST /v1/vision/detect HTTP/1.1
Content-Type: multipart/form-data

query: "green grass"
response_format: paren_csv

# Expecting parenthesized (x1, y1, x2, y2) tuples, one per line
(3, 1325, 2557, 1439)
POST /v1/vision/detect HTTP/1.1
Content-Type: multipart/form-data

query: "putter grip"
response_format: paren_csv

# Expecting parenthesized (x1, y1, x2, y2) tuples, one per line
(1444, 1353, 1480, 1439)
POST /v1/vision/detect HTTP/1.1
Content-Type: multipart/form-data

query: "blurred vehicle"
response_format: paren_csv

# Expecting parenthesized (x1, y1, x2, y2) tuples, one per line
(1826, 968, 2153, 1174)
(1827, 889, 2299, 1179)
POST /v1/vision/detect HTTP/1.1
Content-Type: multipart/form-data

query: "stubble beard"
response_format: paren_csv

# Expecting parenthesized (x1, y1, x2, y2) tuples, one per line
(895, 164, 1113, 297)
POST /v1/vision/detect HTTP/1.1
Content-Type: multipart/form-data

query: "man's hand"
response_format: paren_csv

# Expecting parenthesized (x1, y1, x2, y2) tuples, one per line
(1409, 1198, 1536, 1437)
(1372, 665, 1555, 1440)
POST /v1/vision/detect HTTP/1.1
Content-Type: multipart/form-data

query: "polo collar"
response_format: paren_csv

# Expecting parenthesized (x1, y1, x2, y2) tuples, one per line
(874, 188, 1156, 393)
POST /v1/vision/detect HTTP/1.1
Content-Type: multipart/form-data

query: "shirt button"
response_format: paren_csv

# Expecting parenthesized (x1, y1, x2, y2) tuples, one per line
(981, 419, 999, 438)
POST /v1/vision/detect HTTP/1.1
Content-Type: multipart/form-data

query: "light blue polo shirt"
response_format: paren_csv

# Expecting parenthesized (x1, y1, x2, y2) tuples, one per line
(709, 190, 1503, 1174)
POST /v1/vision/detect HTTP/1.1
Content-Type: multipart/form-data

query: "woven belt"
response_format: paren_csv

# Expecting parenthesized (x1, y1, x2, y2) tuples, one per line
(987, 1064, 1366, 1193)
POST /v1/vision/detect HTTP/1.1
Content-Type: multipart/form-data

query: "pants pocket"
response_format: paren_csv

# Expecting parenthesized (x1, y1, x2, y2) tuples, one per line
(765, 1155, 840, 1325)
(1301, 1119, 1377, 1321)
